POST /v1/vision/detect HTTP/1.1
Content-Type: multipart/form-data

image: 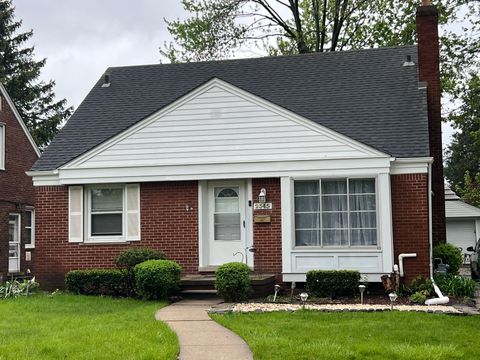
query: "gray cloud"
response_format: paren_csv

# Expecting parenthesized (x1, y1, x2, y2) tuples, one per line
(14, 0, 185, 108)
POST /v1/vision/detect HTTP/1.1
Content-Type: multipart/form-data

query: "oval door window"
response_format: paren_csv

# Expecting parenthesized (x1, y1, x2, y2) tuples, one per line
(214, 187, 241, 241)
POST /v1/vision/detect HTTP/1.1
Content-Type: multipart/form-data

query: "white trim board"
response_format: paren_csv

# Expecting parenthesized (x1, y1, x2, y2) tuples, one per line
(0, 83, 40, 158)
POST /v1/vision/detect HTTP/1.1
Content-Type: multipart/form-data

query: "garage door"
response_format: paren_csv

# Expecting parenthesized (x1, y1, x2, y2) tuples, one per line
(446, 220, 477, 255)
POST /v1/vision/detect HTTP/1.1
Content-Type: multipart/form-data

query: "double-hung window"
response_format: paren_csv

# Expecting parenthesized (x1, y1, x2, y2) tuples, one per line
(69, 184, 140, 243)
(25, 209, 35, 248)
(89, 186, 124, 237)
(294, 178, 377, 247)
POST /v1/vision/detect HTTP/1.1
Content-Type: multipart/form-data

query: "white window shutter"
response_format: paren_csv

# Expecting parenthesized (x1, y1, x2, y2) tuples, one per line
(68, 186, 84, 243)
(125, 184, 141, 241)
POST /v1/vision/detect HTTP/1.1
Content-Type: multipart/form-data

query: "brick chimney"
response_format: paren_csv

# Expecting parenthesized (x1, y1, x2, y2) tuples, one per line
(416, 1, 446, 245)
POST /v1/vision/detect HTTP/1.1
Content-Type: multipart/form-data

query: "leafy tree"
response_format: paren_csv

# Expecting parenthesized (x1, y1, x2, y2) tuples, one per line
(160, 0, 479, 97)
(445, 74, 480, 202)
(0, 0, 72, 148)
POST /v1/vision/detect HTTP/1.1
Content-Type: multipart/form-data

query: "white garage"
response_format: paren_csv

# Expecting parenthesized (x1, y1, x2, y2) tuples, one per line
(445, 187, 480, 258)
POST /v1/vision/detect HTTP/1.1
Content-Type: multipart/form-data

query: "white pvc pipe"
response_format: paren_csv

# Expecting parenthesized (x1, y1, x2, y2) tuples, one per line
(425, 161, 449, 306)
(398, 253, 417, 277)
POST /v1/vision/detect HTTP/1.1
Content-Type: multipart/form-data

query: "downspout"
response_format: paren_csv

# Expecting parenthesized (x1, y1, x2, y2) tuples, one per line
(425, 161, 449, 305)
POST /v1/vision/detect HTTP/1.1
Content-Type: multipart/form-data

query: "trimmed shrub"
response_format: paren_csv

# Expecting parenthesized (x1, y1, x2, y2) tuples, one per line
(433, 243, 463, 274)
(134, 260, 181, 300)
(115, 248, 166, 295)
(306, 270, 360, 298)
(65, 269, 128, 297)
(434, 274, 476, 297)
(215, 262, 251, 302)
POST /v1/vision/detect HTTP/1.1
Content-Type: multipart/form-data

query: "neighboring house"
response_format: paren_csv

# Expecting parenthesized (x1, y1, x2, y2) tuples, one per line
(445, 187, 480, 257)
(28, 3, 445, 289)
(0, 84, 40, 282)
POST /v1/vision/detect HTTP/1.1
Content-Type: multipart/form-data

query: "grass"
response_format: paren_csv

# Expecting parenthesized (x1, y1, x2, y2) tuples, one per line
(212, 310, 480, 360)
(0, 294, 178, 360)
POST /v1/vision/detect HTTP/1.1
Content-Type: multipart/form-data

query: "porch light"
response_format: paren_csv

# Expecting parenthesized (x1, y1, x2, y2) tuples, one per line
(358, 285, 366, 304)
(258, 188, 266, 203)
(300, 292, 308, 308)
(388, 292, 398, 311)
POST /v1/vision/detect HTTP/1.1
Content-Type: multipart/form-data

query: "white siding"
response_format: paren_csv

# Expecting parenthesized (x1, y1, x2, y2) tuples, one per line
(76, 84, 376, 169)
(446, 220, 477, 255)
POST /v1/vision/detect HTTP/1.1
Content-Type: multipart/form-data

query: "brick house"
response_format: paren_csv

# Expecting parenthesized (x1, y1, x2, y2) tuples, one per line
(28, 3, 445, 289)
(0, 84, 40, 282)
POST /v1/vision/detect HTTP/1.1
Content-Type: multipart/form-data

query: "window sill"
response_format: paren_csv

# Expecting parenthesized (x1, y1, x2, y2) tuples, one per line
(25, 245, 35, 250)
(81, 240, 132, 245)
(292, 247, 381, 253)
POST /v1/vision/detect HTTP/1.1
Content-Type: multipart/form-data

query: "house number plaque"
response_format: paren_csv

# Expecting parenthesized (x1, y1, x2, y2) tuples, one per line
(253, 203, 272, 210)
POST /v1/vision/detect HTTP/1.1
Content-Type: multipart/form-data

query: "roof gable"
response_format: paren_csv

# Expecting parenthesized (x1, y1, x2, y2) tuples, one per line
(0, 84, 40, 157)
(32, 45, 429, 171)
(65, 79, 387, 169)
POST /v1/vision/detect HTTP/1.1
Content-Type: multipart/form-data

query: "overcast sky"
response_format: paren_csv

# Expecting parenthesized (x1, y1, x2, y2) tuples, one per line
(14, 0, 454, 145)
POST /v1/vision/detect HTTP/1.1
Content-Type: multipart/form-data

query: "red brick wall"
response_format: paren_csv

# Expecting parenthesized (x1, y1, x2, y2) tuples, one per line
(252, 178, 282, 278)
(391, 174, 430, 282)
(34, 182, 199, 290)
(416, 5, 445, 245)
(0, 95, 38, 278)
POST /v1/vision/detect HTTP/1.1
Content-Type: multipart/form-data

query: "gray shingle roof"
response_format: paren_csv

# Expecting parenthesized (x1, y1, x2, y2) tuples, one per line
(32, 45, 429, 171)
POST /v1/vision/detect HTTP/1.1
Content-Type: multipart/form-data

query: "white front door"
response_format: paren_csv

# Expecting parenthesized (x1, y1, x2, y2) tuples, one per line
(8, 214, 21, 273)
(208, 181, 246, 266)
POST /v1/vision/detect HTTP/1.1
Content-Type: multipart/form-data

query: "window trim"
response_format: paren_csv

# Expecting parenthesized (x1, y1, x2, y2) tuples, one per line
(25, 208, 35, 249)
(86, 184, 126, 243)
(0, 122, 5, 170)
(293, 177, 379, 249)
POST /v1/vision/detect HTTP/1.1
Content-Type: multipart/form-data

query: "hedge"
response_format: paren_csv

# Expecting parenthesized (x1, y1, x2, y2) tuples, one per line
(215, 262, 251, 302)
(65, 269, 128, 297)
(133, 260, 181, 300)
(306, 270, 360, 298)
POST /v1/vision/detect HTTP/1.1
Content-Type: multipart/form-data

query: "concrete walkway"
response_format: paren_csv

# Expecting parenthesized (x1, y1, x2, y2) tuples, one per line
(156, 298, 253, 360)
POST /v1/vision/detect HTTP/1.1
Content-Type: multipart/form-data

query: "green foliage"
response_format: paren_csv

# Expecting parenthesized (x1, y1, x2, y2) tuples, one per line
(409, 290, 429, 304)
(0, 277, 39, 298)
(306, 270, 360, 298)
(445, 74, 480, 198)
(64, 269, 128, 297)
(133, 260, 181, 300)
(433, 243, 463, 274)
(115, 248, 166, 295)
(0, 0, 72, 148)
(215, 262, 251, 302)
(116, 248, 166, 269)
(434, 274, 476, 297)
(400, 276, 434, 297)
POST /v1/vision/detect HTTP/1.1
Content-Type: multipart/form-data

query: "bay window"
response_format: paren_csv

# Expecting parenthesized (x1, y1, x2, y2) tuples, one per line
(294, 178, 377, 247)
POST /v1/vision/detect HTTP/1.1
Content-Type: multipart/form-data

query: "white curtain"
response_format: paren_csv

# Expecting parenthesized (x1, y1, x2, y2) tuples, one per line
(294, 179, 377, 247)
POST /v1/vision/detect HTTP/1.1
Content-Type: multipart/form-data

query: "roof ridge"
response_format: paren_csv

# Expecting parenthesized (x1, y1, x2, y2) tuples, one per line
(106, 44, 418, 71)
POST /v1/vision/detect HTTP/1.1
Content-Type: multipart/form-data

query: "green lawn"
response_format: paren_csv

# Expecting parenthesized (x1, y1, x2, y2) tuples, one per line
(212, 310, 480, 360)
(0, 294, 178, 360)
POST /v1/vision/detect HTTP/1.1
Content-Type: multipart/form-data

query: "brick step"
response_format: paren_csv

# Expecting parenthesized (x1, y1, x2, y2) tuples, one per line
(180, 274, 276, 298)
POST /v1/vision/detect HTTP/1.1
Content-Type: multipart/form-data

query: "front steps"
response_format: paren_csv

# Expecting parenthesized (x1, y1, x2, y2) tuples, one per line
(180, 274, 276, 298)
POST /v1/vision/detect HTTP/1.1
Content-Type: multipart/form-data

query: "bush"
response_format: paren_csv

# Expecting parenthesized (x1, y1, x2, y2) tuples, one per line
(65, 269, 128, 297)
(306, 270, 360, 298)
(400, 276, 434, 297)
(434, 274, 476, 298)
(0, 277, 39, 299)
(116, 248, 166, 295)
(134, 260, 181, 300)
(433, 243, 463, 274)
(215, 262, 251, 302)
(409, 290, 429, 304)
